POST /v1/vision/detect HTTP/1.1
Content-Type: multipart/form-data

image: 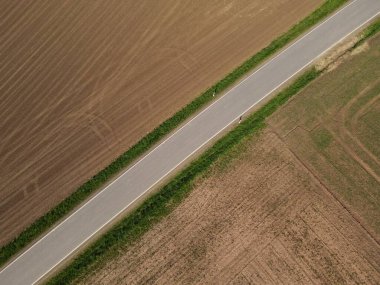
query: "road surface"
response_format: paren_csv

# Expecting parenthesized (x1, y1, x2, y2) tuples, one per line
(1, 0, 379, 284)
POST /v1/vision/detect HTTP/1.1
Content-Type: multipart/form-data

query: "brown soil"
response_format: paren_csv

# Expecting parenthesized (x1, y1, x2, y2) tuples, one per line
(83, 129, 380, 285)
(0, 0, 322, 245)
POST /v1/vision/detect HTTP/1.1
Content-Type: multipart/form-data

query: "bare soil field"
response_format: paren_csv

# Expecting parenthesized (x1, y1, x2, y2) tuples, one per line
(82, 33, 380, 284)
(0, 0, 322, 245)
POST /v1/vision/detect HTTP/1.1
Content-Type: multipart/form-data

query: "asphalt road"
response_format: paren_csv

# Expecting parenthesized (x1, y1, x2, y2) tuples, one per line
(1, 0, 379, 284)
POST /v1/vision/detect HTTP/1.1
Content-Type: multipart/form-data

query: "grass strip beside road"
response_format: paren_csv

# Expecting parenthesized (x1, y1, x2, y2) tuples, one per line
(0, 0, 348, 268)
(354, 17, 380, 48)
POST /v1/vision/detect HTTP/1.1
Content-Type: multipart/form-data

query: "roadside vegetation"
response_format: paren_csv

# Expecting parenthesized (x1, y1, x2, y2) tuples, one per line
(47, 17, 380, 284)
(0, 0, 349, 271)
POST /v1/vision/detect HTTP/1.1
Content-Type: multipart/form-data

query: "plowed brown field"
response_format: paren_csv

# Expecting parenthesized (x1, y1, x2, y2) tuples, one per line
(0, 0, 322, 245)
(82, 32, 380, 284)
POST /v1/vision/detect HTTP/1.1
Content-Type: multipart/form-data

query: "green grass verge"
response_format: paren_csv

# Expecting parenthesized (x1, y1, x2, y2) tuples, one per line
(353, 17, 380, 48)
(47, 67, 321, 285)
(0, 0, 348, 268)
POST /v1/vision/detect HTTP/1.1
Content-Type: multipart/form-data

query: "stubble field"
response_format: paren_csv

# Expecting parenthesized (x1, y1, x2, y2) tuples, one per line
(0, 0, 322, 245)
(82, 31, 380, 284)
(269, 34, 380, 240)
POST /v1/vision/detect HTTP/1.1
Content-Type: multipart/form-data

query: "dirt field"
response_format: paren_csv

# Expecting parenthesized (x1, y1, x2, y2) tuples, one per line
(82, 33, 380, 284)
(0, 0, 322, 245)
